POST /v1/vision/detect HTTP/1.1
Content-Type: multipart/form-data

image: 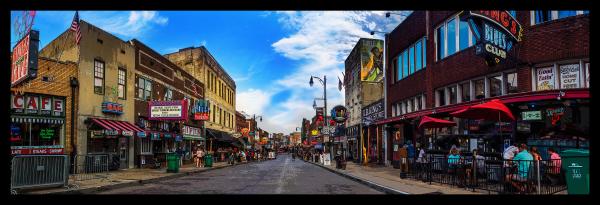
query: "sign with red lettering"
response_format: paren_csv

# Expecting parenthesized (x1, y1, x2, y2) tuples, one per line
(11, 30, 39, 87)
(11, 94, 25, 113)
(40, 96, 52, 115)
(53, 98, 64, 116)
(102, 102, 124, 115)
(194, 112, 209, 120)
(464, 10, 522, 66)
(26, 95, 39, 114)
(468, 10, 522, 42)
(11, 146, 64, 155)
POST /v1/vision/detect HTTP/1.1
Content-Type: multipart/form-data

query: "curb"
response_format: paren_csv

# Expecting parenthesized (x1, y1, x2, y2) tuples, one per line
(305, 160, 410, 195)
(48, 161, 258, 194)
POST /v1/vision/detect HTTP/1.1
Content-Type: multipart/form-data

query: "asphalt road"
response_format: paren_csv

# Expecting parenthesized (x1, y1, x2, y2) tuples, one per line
(99, 153, 383, 194)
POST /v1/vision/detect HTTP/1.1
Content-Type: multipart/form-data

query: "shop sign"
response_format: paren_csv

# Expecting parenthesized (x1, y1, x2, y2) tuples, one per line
(182, 125, 201, 137)
(362, 100, 384, 125)
(193, 100, 210, 121)
(102, 102, 124, 115)
(39, 128, 55, 139)
(164, 133, 172, 138)
(175, 135, 183, 142)
(241, 128, 250, 137)
(91, 130, 104, 138)
(194, 112, 209, 121)
(464, 11, 522, 66)
(148, 100, 188, 121)
(40, 96, 52, 115)
(11, 93, 65, 117)
(311, 130, 318, 136)
(11, 124, 22, 142)
(53, 98, 64, 117)
(517, 122, 531, 132)
(11, 94, 25, 113)
(537, 67, 556, 91)
(11, 30, 40, 87)
(546, 107, 565, 126)
(11, 145, 64, 155)
(26, 95, 39, 114)
(330, 105, 348, 123)
(104, 129, 119, 136)
(151, 133, 160, 140)
(560, 64, 581, 89)
(521, 111, 542, 121)
(121, 130, 134, 137)
(137, 131, 146, 138)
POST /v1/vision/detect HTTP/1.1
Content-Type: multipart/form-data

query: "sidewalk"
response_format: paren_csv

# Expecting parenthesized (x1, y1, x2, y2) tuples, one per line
(23, 160, 252, 194)
(308, 160, 484, 194)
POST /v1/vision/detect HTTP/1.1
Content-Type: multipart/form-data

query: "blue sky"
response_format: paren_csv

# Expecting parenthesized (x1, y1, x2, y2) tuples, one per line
(10, 11, 410, 134)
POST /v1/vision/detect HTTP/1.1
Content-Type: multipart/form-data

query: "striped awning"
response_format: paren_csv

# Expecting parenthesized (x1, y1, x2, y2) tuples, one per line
(11, 116, 64, 124)
(90, 118, 144, 132)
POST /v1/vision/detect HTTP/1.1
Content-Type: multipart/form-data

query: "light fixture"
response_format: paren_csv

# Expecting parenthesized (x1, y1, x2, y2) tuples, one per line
(313, 99, 317, 109)
(309, 76, 314, 87)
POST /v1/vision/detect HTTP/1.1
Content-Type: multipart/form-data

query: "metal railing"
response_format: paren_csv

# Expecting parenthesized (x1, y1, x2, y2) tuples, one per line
(401, 155, 567, 194)
(70, 154, 110, 181)
(11, 155, 70, 194)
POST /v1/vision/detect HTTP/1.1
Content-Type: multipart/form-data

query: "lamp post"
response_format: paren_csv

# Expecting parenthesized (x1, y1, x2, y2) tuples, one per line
(310, 75, 333, 163)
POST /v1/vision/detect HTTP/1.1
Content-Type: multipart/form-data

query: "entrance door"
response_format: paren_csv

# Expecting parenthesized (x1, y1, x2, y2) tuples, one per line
(118, 137, 129, 169)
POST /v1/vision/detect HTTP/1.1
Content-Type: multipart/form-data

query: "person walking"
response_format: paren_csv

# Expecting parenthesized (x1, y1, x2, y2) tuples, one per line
(195, 147, 204, 168)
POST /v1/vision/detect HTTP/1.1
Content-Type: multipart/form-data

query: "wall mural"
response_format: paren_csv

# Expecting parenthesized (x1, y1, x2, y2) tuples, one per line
(360, 39, 384, 82)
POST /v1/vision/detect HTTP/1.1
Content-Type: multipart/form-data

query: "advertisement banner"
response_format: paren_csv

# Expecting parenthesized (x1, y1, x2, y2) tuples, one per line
(536, 67, 555, 91)
(560, 64, 581, 89)
(148, 100, 188, 121)
(360, 39, 384, 82)
(11, 30, 39, 87)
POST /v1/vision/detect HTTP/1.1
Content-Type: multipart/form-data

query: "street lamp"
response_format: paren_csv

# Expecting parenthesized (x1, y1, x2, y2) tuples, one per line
(310, 75, 333, 162)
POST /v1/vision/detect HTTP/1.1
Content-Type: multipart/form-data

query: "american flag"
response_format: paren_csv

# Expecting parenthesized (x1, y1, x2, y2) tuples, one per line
(70, 11, 81, 45)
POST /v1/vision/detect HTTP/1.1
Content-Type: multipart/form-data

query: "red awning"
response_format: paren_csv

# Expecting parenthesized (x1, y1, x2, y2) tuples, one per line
(450, 99, 515, 122)
(90, 118, 144, 132)
(418, 116, 457, 129)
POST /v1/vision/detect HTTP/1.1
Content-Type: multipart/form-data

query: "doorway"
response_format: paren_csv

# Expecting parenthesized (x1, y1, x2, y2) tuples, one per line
(118, 137, 129, 169)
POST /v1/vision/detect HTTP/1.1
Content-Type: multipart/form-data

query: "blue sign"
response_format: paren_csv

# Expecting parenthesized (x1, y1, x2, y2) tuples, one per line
(101, 102, 123, 115)
(194, 100, 210, 113)
(151, 133, 160, 140)
(164, 133, 172, 138)
(137, 131, 146, 138)
(175, 134, 183, 142)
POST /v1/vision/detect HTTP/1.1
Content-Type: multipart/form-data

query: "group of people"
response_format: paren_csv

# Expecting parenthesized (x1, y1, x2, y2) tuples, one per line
(503, 143, 563, 192)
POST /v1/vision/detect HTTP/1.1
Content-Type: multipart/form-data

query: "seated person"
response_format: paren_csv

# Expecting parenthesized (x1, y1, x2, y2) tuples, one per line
(447, 148, 461, 173)
(505, 144, 534, 192)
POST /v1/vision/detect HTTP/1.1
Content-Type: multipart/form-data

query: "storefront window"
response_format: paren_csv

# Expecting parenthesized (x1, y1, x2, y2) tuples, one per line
(449, 86, 457, 104)
(489, 75, 502, 97)
(474, 79, 485, 99)
(437, 89, 446, 106)
(536, 66, 556, 91)
(460, 82, 470, 102)
(140, 137, 152, 154)
(11, 123, 62, 146)
(506, 72, 518, 94)
(534, 10, 552, 24)
(559, 64, 581, 89)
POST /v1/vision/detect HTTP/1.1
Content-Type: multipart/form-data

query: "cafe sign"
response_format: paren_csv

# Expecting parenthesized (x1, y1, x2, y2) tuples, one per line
(148, 100, 188, 121)
(463, 10, 522, 66)
(11, 30, 40, 87)
(11, 93, 65, 117)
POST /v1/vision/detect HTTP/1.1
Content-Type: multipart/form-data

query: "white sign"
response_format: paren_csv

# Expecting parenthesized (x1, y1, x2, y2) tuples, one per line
(321, 126, 336, 135)
(121, 130, 134, 136)
(521, 111, 542, 120)
(537, 67, 555, 91)
(182, 125, 201, 136)
(585, 63, 590, 88)
(150, 105, 183, 118)
(323, 153, 331, 166)
(560, 64, 580, 89)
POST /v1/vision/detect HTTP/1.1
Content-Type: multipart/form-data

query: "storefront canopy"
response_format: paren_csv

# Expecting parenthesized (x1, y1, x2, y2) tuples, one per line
(450, 99, 515, 122)
(206, 128, 235, 143)
(90, 118, 144, 132)
(418, 116, 457, 129)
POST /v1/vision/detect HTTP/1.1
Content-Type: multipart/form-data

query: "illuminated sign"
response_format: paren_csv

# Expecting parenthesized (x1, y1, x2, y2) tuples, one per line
(11, 93, 65, 117)
(311, 130, 319, 136)
(102, 102, 124, 115)
(148, 100, 188, 121)
(521, 111, 542, 121)
(331, 105, 348, 123)
(121, 130, 134, 137)
(193, 99, 210, 121)
(11, 30, 39, 87)
(464, 10, 522, 66)
(39, 128, 55, 139)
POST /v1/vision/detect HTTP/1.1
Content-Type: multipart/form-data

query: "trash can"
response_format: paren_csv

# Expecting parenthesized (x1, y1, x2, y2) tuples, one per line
(561, 149, 589, 194)
(204, 153, 213, 168)
(166, 153, 180, 173)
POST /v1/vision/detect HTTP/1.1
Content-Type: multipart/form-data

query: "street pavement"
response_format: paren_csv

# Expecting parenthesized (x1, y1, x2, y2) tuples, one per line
(98, 153, 383, 194)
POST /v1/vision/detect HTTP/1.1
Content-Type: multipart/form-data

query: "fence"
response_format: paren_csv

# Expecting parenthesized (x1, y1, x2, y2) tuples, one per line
(402, 155, 567, 194)
(71, 154, 110, 181)
(11, 155, 70, 193)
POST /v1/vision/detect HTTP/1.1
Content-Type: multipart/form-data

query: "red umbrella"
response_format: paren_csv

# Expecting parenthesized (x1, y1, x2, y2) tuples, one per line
(450, 99, 515, 122)
(418, 116, 457, 129)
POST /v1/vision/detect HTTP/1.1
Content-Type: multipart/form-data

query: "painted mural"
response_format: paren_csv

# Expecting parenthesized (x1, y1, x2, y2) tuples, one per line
(360, 39, 384, 82)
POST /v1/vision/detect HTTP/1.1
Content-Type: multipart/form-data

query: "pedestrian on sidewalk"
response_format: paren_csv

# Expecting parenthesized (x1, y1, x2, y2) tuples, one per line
(195, 147, 205, 168)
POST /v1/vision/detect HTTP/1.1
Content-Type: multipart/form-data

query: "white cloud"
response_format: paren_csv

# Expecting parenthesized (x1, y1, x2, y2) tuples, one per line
(236, 89, 273, 116)
(81, 11, 168, 38)
(238, 11, 409, 134)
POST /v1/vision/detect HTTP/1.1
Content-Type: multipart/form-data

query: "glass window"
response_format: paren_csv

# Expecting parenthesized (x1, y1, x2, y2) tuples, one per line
(449, 86, 457, 104)
(437, 26, 445, 60)
(447, 18, 457, 56)
(437, 89, 446, 106)
(489, 75, 502, 97)
(460, 82, 470, 102)
(508, 10, 517, 18)
(392, 104, 396, 117)
(459, 18, 470, 51)
(407, 100, 413, 113)
(558, 10, 577, 19)
(474, 79, 485, 99)
(416, 96, 422, 111)
(396, 57, 402, 80)
(138, 78, 144, 99)
(118, 69, 126, 99)
(506, 72, 519, 94)
(415, 40, 422, 71)
(409, 46, 415, 74)
(402, 51, 408, 78)
(583, 10, 589, 15)
(144, 79, 152, 100)
(422, 38, 426, 68)
(94, 60, 104, 94)
(165, 88, 173, 101)
(534, 10, 552, 24)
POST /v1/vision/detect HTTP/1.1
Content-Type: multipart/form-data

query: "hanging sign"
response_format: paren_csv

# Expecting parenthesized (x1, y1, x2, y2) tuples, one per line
(53, 98, 64, 117)
(560, 64, 581, 89)
(151, 133, 161, 140)
(537, 67, 556, 91)
(193, 99, 210, 121)
(464, 10, 522, 66)
(149, 100, 188, 121)
(331, 105, 348, 123)
(102, 102, 124, 115)
(11, 30, 39, 87)
(546, 107, 565, 126)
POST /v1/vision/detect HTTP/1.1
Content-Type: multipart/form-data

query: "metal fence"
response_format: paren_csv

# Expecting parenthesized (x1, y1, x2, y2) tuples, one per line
(71, 154, 110, 181)
(402, 155, 567, 194)
(11, 155, 70, 193)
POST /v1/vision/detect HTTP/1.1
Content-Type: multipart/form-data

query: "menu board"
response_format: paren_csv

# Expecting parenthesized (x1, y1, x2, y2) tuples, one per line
(536, 67, 555, 91)
(560, 64, 580, 89)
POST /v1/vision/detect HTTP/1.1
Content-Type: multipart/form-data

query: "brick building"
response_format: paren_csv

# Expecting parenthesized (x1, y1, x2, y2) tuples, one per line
(129, 39, 205, 168)
(379, 10, 589, 165)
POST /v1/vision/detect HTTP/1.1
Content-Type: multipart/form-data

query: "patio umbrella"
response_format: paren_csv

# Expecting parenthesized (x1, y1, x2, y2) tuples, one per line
(450, 99, 516, 152)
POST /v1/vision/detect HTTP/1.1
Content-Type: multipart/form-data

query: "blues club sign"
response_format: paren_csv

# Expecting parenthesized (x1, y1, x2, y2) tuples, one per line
(463, 10, 523, 66)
